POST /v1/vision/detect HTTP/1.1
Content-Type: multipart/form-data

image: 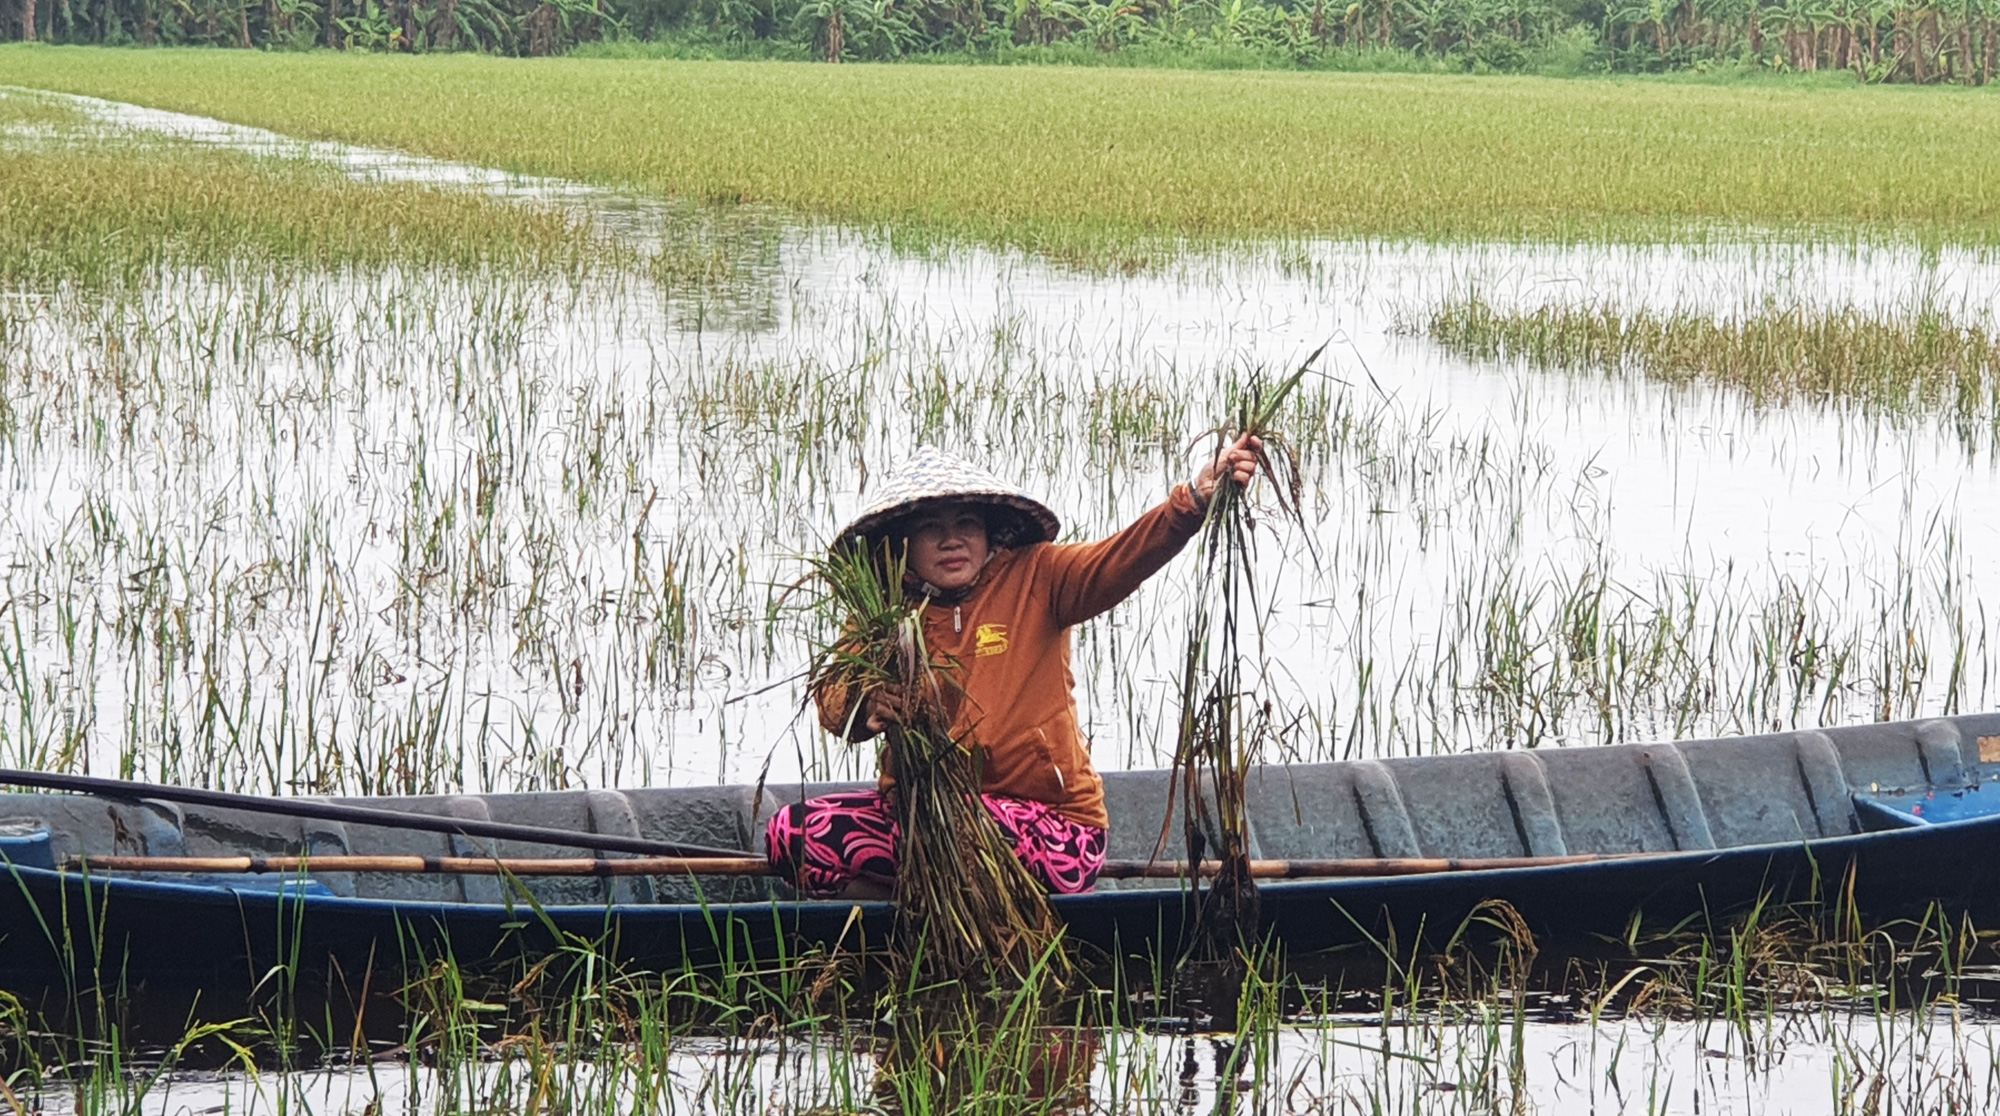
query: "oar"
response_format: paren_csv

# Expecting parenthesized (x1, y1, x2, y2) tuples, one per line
(0, 769, 748, 860)
(62, 851, 1668, 879)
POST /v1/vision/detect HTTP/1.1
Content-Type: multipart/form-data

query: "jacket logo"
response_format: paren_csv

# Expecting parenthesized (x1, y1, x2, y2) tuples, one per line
(974, 623, 1010, 657)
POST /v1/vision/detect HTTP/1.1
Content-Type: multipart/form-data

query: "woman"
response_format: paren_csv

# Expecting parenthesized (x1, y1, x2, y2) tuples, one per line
(766, 440, 1259, 898)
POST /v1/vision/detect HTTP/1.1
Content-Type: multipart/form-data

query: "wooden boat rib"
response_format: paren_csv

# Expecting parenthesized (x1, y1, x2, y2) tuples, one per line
(3, 712, 1999, 993)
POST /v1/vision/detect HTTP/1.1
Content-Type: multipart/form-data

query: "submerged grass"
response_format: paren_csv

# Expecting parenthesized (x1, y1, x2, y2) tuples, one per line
(1424, 296, 2000, 423)
(6, 48, 2000, 255)
(1, 249, 1984, 793)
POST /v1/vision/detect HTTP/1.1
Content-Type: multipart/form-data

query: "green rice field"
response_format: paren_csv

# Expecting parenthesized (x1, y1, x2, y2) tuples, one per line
(4, 105, 600, 282)
(5, 47, 2000, 252)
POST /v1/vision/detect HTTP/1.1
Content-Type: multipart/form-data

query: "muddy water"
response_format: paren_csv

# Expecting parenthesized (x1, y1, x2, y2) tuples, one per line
(4, 86, 2000, 792)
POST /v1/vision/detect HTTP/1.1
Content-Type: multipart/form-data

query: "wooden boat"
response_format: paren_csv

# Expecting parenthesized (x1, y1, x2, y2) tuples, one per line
(3, 712, 2000, 999)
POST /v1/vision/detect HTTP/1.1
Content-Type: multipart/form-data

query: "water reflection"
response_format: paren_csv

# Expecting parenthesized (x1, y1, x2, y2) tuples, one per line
(16, 1008, 1990, 1115)
(871, 1024, 1098, 1114)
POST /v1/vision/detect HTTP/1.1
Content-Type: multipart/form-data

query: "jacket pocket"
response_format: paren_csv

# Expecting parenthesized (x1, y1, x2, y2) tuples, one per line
(981, 727, 1067, 805)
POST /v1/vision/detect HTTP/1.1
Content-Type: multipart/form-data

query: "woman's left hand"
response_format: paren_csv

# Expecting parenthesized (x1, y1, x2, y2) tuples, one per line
(1194, 433, 1262, 506)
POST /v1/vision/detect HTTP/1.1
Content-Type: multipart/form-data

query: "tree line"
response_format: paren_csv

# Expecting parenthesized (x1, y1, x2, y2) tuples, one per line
(5, 0, 1996, 82)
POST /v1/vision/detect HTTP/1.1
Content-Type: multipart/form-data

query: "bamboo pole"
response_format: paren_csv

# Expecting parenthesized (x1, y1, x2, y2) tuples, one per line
(0, 768, 746, 860)
(1104, 853, 1662, 878)
(66, 854, 778, 877)
(64, 851, 1665, 880)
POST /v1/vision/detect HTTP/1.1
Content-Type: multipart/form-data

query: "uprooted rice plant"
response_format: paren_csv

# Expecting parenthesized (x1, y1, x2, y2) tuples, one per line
(808, 542, 1064, 990)
(1169, 361, 1315, 969)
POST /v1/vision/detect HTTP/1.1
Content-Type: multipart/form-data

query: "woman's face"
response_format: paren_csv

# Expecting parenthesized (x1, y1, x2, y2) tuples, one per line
(904, 503, 991, 590)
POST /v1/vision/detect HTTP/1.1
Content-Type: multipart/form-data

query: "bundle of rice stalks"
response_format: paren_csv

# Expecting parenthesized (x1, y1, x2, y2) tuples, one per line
(810, 542, 1064, 990)
(1169, 349, 1318, 964)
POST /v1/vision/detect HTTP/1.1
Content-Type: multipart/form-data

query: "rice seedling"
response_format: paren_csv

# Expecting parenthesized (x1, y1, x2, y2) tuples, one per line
(9, 50, 2000, 257)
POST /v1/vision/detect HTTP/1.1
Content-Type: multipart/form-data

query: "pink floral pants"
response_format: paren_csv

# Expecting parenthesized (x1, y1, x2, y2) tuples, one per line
(765, 790, 1107, 897)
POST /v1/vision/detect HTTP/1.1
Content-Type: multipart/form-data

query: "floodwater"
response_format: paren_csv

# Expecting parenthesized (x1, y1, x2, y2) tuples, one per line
(17, 1007, 2000, 1114)
(6, 84, 2000, 1115)
(7, 87, 2000, 795)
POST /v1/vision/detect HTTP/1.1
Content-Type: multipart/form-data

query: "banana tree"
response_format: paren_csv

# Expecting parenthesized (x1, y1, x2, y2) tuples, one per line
(429, 0, 509, 49)
(1977, 0, 1995, 82)
(1207, 0, 1249, 44)
(1689, 0, 1745, 52)
(1935, 0, 1976, 78)
(1608, 0, 1672, 57)
(1007, 0, 1081, 43)
(1076, 0, 1143, 48)
(1396, 0, 1453, 52)
(793, 0, 875, 56)
(1856, 0, 1896, 72)
(341, 0, 394, 47)
(706, 0, 774, 38)
(269, 0, 319, 44)
(1770, 0, 1832, 67)
(1898, 0, 1940, 79)
(334, 0, 398, 46)
(844, 0, 919, 55)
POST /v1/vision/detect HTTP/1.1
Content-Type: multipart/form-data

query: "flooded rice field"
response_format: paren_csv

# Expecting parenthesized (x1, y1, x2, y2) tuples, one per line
(9, 88, 2000, 792)
(9, 89, 2000, 794)
(6, 85, 2000, 1113)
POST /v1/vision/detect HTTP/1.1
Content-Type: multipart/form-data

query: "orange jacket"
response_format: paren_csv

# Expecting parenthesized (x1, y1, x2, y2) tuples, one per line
(816, 486, 1206, 829)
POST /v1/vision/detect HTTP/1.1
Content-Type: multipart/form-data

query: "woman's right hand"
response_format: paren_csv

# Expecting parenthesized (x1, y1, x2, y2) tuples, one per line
(1194, 432, 1263, 508)
(864, 685, 907, 733)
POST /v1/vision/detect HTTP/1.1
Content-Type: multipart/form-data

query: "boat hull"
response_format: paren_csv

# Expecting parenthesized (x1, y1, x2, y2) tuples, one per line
(5, 809, 1996, 1001)
(8, 710, 2000, 1001)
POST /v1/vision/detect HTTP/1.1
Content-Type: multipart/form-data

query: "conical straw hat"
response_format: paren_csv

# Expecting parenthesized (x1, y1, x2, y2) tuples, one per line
(834, 446, 1060, 551)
